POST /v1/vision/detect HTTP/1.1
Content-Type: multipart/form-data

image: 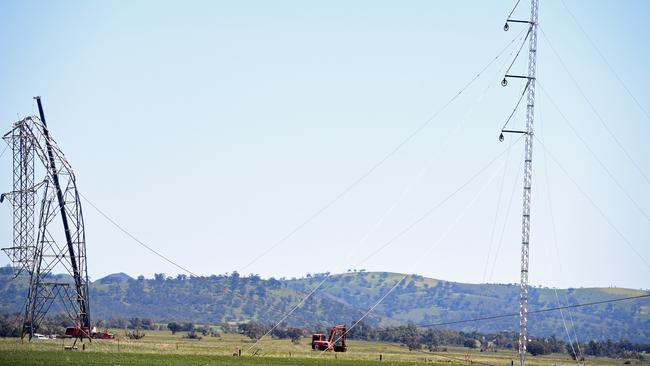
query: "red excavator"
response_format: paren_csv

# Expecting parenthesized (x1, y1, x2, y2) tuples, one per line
(311, 325, 347, 352)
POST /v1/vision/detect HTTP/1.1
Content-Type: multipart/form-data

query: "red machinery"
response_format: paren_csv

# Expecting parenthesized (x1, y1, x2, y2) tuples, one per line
(92, 330, 115, 340)
(64, 326, 114, 340)
(311, 325, 347, 352)
(64, 327, 90, 338)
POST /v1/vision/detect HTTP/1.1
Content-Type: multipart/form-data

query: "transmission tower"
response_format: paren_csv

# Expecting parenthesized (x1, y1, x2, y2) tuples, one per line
(501, 0, 539, 365)
(1, 97, 91, 341)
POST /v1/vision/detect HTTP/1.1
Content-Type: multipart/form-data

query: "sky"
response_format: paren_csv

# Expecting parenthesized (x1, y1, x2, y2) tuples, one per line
(0, 0, 648, 290)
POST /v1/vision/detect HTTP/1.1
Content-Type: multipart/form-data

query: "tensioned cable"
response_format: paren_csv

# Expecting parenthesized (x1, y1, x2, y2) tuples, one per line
(539, 26, 649, 185)
(248, 139, 519, 355)
(501, 81, 529, 131)
(351, 141, 518, 271)
(416, 294, 650, 328)
(504, 26, 531, 76)
(470, 138, 516, 345)
(78, 32, 526, 331)
(343, 47, 517, 264)
(0, 143, 9, 160)
(80, 193, 198, 277)
(317, 141, 521, 357)
(487, 162, 520, 282)
(538, 94, 582, 363)
(534, 136, 650, 268)
(506, 0, 522, 20)
(560, 0, 650, 123)
(78, 32, 527, 331)
(486, 52, 527, 284)
(238, 28, 527, 273)
(537, 81, 649, 221)
(247, 43, 527, 352)
(79, 193, 317, 325)
(81, 30, 524, 335)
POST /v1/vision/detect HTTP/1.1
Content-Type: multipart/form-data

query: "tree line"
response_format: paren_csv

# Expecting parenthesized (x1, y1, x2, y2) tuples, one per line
(0, 313, 647, 360)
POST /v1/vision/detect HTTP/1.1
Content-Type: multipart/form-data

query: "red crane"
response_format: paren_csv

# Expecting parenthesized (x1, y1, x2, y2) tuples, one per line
(311, 325, 347, 352)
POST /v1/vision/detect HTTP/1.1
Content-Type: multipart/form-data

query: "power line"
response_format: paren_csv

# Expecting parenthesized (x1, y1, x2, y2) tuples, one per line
(0, 143, 9, 160)
(535, 136, 650, 269)
(247, 46, 527, 353)
(537, 81, 649, 221)
(539, 27, 650, 185)
(250, 138, 519, 355)
(79, 32, 526, 335)
(560, 0, 650, 122)
(538, 94, 582, 364)
(238, 29, 528, 273)
(417, 294, 650, 328)
(79, 193, 320, 325)
(80, 193, 198, 277)
(316, 143, 518, 357)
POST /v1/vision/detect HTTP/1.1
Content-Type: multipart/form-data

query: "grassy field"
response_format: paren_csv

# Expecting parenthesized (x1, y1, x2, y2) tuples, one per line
(0, 330, 646, 366)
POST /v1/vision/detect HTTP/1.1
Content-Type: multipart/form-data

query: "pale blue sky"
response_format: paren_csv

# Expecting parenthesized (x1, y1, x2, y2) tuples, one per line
(1, 0, 648, 289)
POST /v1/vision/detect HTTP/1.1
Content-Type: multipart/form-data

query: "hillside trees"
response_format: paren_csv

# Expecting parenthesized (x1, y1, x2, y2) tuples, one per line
(239, 321, 267, 340)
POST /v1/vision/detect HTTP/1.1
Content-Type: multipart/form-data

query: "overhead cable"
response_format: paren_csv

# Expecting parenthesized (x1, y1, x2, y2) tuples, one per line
(539, 27, 650, 184)
(238, 28, 528, 273)
(417, 294, 650, 328)
(534, 136, 650, 268)
(560, 0, 650, 122)
(537, 82, 649, 221)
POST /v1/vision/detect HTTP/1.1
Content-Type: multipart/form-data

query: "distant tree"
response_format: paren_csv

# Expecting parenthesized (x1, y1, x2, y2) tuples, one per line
(464, 339, 481, 349)
(422, 329, 441, 351)
(286, 327, 303, 344)
(527, 340, 548, 356)
(125, 328, 145, 339)
(566, 342, 580, 360)
(272, 324, 288, 339)
(267, 277, 281, 289)
(167, 322, 181, 335)
(181, 322, 194, 332)
(239, 322, 267, 340)
(400, 324, 422, 351)
(0, 314, 20, 337)
(546, 334, 565, 353)
(183, 330, 202, 340)
(404, 336, 422, 351)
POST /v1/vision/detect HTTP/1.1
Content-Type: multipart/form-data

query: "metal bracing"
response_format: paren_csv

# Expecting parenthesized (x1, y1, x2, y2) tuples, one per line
(1, 98, 90, 341)
(1, 121, 36, 278)
(518, 1, 538, 365)
(501, 0, 539, 364)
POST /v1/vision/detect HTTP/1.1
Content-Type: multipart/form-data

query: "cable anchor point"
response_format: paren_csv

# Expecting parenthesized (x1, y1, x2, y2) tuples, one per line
(501, 78, 508, 87)
(503, 22, 510, 31)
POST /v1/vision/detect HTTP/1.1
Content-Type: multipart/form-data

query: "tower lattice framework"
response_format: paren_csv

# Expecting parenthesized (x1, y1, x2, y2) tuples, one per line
(1, 97, 90, 340)
(502, 0, 539, 364)
(515, 1, 539, 365)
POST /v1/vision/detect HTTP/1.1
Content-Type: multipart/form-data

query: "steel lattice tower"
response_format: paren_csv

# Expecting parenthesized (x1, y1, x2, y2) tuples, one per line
(2, 121, 36, 278)
(517, 1, 538, 365)
(501, 0, 539, 364)
(2, 97, 91, 341)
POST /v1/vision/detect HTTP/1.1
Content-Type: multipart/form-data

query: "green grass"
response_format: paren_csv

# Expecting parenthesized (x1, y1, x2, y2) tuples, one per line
(0, 350, 448, 366)
(0, 330, 646, 366)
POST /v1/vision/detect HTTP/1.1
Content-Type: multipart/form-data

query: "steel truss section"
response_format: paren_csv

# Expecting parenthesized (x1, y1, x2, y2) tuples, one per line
(518, 0, 539, 365)
(2, 98, 90, 341)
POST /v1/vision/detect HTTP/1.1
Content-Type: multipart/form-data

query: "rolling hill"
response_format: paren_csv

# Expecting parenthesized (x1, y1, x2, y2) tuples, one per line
(0, 267, 648, 342)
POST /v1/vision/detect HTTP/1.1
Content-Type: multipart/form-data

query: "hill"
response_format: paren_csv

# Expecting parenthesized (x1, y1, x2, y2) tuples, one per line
(0, 267, 648, 342)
